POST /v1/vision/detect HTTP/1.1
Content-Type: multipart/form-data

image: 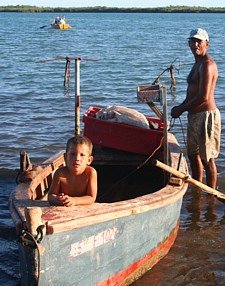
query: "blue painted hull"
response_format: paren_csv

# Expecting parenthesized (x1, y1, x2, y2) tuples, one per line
(19, 198, 182, 285)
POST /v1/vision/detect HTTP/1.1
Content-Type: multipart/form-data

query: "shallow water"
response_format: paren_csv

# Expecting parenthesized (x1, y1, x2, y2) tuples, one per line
(1, 12, 225, 285)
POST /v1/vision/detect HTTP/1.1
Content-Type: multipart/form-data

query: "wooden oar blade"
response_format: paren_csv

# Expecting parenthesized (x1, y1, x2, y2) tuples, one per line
(152, 159, 225, 204)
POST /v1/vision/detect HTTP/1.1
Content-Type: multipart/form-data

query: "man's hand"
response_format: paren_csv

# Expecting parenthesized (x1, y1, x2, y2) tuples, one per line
(171, 106, 183, 118)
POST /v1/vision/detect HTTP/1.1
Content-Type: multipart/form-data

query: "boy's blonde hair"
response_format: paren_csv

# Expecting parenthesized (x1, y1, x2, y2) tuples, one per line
(66, 135, 93, 155)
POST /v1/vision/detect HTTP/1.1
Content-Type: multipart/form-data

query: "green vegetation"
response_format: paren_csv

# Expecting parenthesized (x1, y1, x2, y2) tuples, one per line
(0, 5, 225, 13)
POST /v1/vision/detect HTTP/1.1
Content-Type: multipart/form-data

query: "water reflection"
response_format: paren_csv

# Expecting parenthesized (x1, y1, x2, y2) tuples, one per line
(186, 187, 217, 229)
(185, 183, 225, 230)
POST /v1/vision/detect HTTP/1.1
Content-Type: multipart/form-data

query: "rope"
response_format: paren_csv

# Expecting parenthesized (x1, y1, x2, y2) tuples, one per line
(108, 136, 164, 190)
(178, 116, 187, 147)
(64, 57, 70, 97)
(152, 58, 181, 91)
(168, 116, 187, 148)
(21, 230, 41, 285)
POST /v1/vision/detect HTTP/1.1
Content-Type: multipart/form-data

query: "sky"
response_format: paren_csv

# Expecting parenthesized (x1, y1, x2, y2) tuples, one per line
(1, 0, 225, 8)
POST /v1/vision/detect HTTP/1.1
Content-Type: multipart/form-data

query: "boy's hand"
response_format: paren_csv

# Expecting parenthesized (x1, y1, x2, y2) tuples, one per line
(58, 194, 77, 207)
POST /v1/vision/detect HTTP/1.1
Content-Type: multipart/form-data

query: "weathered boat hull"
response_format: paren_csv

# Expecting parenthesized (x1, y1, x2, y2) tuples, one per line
(19, 204, 181, 285)
(9, 133, 188, 285)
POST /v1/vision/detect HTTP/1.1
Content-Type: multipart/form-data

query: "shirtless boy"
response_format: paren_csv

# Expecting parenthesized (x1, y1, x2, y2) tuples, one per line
(48, 135, 97, 206)
(171, 28, 221, 189)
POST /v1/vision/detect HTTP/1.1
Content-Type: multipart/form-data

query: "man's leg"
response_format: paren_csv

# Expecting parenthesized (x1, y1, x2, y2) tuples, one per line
(202, 158, 217, 189)
(188, 154, 204, 182)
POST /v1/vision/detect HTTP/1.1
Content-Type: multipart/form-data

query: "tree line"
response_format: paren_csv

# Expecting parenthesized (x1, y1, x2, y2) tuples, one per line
(1, 5, 225, 13)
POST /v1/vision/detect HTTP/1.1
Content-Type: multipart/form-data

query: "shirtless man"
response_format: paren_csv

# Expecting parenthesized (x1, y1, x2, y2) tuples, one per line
(48, 135, 97, 206)
(171, 28, 221, 189)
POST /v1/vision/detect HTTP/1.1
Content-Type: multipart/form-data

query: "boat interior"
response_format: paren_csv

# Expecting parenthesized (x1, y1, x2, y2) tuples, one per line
(19, 145, 168, 204)
(95, 164, 166, 203)
(93, 146, 166, 203)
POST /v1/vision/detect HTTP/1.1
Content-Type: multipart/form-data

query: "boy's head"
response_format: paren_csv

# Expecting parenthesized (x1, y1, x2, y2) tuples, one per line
(65, 135, 94, 173)
(66, 135, 93, 155)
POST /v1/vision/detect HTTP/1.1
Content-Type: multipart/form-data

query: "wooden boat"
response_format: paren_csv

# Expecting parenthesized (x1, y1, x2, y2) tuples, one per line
(51, 16, 71, 30)
(9, 118, 188, 285)
(9, 58, 188, 285)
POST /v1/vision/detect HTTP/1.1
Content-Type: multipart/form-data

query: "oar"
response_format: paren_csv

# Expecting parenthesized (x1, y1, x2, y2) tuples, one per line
(40, 25, 48, 29)
(146, 101, 163, 120)
(153, 159, 225, 203)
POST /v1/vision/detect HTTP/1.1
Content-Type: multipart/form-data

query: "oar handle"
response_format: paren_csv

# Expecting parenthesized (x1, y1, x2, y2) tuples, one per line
(153, 159, 225, 200)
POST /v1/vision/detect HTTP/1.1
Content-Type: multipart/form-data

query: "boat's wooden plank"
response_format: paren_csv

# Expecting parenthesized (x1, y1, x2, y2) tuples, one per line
(92, 133, 182, 167)
(11, 182, 185, 234)
(42, 150, 65, 166)
(41, 183, 185, 234)
(92, 145, 162, 166)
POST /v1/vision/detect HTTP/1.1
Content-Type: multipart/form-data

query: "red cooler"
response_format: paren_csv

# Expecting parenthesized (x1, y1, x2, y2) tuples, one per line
(83, 106, 164, 156)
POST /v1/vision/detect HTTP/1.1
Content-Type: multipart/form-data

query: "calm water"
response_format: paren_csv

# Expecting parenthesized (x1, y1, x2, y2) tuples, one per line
(1, 12, 225, 285)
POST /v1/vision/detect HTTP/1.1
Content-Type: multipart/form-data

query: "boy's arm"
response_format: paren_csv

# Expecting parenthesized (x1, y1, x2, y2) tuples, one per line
(48, 170, 64, 205)
(78, 167, 98, 204)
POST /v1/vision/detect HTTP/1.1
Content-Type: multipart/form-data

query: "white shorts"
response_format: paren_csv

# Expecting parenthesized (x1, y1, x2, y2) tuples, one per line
(187, 108, 221, 162)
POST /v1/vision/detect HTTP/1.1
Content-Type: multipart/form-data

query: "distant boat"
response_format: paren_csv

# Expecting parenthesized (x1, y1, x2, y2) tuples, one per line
(51, 16, 71, 30)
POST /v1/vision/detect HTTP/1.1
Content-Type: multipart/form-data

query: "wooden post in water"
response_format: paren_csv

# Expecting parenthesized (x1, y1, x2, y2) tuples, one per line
(20, 150, 27, 172)
(75, 58, 81, 135)
(20, 150, 31, 172)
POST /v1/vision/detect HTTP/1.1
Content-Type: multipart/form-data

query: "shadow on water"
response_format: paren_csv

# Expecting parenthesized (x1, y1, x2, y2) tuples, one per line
(0, 179, 20, 286)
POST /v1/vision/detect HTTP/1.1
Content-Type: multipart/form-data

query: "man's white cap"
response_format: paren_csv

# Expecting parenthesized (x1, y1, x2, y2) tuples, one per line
(189, 28, 209, 41)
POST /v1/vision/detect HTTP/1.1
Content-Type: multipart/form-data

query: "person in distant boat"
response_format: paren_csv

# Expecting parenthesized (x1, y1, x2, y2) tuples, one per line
(48, 135, 97, 206)
(55, 17, 59, 24)
(171, 28, 221, 189)
(60, 17, 65, 25)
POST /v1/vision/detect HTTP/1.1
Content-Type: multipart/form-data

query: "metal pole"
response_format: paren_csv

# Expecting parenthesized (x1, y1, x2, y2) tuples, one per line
(75, 58, 81, 135)
(162, 85, 168, 165)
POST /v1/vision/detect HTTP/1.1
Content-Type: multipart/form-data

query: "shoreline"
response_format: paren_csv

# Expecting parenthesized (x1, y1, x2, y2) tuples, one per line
(1, 5, 225, 13)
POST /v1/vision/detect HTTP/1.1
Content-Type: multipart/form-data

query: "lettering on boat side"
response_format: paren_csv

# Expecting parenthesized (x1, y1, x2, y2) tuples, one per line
(69, 226, 119, 257)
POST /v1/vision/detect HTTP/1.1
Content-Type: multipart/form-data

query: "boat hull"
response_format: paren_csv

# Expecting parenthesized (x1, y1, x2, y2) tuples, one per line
(51, 23, 71, 29)
(18, 198, 183, 285)
(9, 133, 188, 285)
